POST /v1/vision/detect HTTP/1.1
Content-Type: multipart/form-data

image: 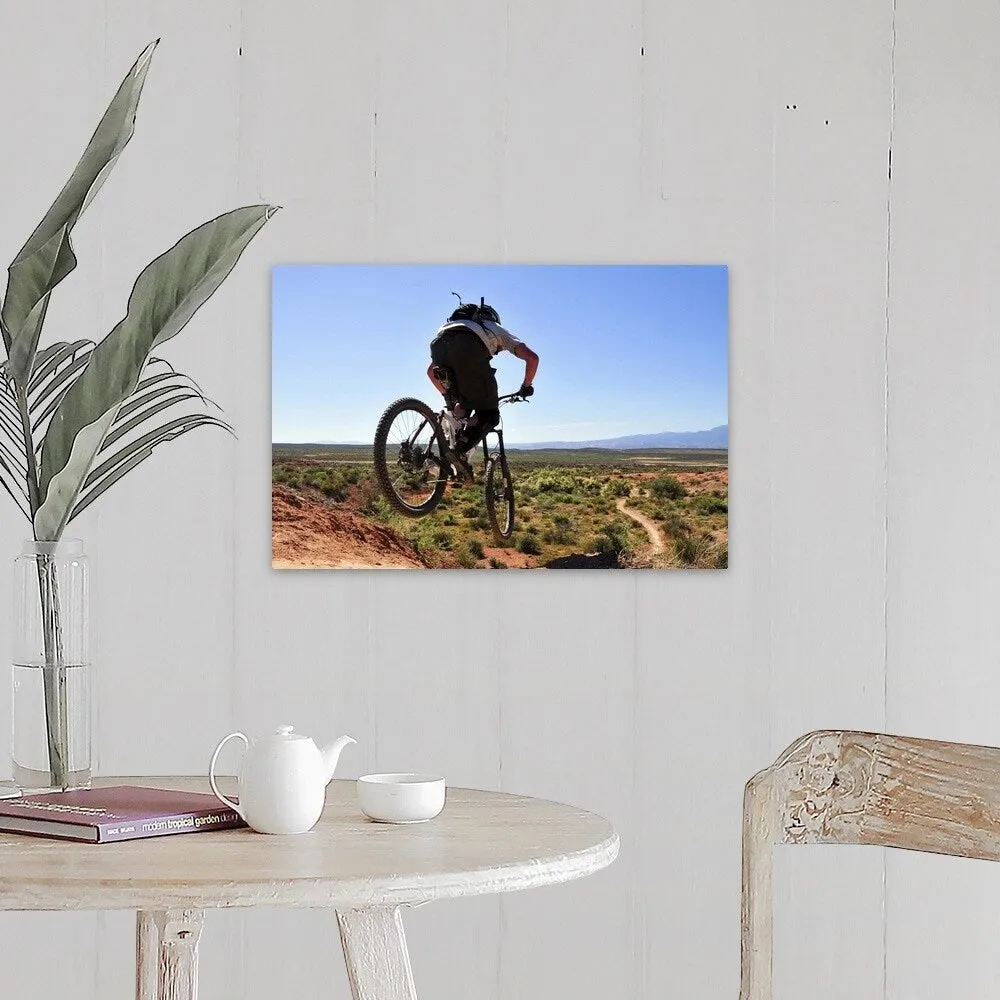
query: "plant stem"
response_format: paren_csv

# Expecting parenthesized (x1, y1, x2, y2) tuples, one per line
(15, 383, 69, 787)
(36, 553, 69, 787)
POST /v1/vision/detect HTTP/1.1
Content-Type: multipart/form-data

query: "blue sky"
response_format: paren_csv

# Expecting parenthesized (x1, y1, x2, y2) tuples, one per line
(271, 265, 728, 444)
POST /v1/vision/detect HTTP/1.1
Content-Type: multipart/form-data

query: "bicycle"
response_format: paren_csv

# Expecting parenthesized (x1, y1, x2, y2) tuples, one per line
(373, 378, 528, 540)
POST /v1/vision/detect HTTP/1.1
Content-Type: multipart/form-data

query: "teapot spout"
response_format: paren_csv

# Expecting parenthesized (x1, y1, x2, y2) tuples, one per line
(320, 734, 357, 783)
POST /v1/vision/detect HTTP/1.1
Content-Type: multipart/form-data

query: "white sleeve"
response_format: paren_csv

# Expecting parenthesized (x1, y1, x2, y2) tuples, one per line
(485, 321, 523, 353)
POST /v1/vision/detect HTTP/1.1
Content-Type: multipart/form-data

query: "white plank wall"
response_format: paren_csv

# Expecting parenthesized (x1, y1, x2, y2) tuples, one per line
(0, 3, 993, 999)
(885, 3, 1000, 999)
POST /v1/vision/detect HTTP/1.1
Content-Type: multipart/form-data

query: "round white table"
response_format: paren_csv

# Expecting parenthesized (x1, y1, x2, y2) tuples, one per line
(0, 777, 619, 999)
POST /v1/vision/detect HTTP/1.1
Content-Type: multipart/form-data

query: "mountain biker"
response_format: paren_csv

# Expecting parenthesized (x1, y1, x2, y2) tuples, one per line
(427, 299, 539, 481)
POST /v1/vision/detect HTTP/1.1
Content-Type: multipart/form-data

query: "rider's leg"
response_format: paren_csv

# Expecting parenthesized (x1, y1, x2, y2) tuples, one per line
(455, 407, 500, 453)
(430, 331, 498, 467)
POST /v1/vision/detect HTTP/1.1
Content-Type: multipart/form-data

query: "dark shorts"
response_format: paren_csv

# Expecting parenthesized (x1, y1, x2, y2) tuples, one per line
(430, 330, 499, 411)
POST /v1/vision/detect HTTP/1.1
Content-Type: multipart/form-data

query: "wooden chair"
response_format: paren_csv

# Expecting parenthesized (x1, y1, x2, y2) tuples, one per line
(740, 729, 1000, 1000)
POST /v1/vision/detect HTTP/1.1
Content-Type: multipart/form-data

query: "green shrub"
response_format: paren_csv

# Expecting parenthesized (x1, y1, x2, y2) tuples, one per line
(650, 475, 686, 501)
(431, 529, 452, 550)
(516, 534, 542, 555)
(593, 535, 616, 556)
(320, 472, 347, 500)
(456, 545, 478, 568)
(594, 520, 632, 557)
(357, 480, 385, 516)
(489, 557, 507, 569)
(368, 497, 392, 522)
(468, 538, 485, 559)
(536, 475, 573, 494)
(675, 534, 699, 565)
(696, 493, 728, 515)
(665, 513, 692, 537)
(544, 514, 575, 546)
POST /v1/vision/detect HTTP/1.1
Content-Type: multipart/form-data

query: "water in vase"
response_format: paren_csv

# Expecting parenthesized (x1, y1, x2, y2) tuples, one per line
(12, 661, 91, 791)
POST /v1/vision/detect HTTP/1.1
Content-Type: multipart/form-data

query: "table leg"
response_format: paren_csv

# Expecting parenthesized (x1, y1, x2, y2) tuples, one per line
(133, 909, 204, 1000)
(136, 911, 159, 1000)
(337, 906, 419, 1000)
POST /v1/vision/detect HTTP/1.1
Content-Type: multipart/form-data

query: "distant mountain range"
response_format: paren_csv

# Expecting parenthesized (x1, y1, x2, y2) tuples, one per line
(295, 424, 729, 451)
(509, 425, 728, 450)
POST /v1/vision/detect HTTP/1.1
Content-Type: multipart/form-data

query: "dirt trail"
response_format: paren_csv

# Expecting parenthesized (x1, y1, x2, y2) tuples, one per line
(272, 485, 424, 569)
(616, 497, 665, 554)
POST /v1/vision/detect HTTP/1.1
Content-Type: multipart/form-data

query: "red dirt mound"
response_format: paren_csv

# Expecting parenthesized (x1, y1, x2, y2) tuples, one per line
(272, 485, 424, 569)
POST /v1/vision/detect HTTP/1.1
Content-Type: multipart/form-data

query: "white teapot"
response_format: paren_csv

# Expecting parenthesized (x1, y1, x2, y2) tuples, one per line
(209, 725, 356, 834)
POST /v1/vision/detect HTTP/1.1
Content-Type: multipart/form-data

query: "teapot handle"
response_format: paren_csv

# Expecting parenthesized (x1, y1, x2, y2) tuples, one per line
(209, 732, 249, 821)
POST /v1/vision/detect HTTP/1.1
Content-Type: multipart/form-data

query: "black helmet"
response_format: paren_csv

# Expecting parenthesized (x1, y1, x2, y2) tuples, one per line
(478, 302, 500, 324)
(448, 302, 479, 322)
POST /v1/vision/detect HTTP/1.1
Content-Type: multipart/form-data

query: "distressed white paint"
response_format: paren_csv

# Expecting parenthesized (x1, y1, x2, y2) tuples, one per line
(0, 778, 617, 911)
(0, 779, 614, 1000)
(151, 909, 203, 1000)
(136, 911, 158, 1000)
(338, 907, 419, 1000)
(742, 730, 1000, 1000)
(0, 1, 995, 998)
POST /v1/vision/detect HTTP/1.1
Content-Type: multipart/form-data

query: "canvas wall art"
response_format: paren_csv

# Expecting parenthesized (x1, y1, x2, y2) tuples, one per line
(271, 265, 728, 570)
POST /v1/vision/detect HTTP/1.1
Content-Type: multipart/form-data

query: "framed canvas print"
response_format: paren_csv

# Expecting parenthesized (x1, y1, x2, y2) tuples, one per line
(272, 265, 728, 570)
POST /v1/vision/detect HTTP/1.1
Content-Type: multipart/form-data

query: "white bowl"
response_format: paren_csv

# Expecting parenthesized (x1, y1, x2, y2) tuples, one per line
(357, 773, 446, 823)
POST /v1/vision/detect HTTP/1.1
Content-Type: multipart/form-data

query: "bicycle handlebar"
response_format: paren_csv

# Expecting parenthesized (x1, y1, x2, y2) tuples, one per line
(499, 392, 530, 404)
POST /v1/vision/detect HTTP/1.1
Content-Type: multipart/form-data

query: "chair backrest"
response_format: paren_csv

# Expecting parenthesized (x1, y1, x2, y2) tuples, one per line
(740, 729, 1000, 1000)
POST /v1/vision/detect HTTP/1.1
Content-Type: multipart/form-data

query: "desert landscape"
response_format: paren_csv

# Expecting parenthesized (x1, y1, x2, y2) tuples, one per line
(272, 444, 728, 570)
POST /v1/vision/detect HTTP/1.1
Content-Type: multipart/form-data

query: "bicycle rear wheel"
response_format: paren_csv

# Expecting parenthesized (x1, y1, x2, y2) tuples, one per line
(485, 456, 515, 539)
(374, 398, 449, 516)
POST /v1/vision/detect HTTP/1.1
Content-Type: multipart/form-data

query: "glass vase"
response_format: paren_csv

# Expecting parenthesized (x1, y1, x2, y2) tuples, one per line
(12, 538, 91, 792)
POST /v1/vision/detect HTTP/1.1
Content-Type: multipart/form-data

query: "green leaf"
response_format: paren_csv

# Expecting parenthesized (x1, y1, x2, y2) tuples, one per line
(30, 351, 94, 434)
(104, 387, 205, 448)
(0, 383, 23, 443)
(28, 339, 94, 393)
(0, 457, 30, 520)
(33, 203, 276, 540)
(71, 412, 231, 522)
(1, 41, 157, 383)
(114, 371, 214, 423)
(0, 407, 23, 451)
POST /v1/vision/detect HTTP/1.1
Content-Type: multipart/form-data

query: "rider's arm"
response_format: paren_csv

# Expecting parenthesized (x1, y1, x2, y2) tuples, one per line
(427, 363, 446, 396)
(512, 342, 539, 386)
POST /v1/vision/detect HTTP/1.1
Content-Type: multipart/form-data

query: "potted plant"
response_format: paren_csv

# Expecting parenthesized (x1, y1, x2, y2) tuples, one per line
(0, 40, 276, 790)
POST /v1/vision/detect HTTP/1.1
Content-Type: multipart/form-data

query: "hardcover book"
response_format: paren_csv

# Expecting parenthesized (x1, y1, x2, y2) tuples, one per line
(0, 785, 246, 843)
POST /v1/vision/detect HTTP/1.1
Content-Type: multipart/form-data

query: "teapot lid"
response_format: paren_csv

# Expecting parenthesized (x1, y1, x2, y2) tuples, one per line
(271, 724, 308, 741)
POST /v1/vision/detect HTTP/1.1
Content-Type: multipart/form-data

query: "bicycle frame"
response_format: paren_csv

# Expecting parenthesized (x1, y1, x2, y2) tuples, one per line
(436, 392, 523, 477)
(475, 393, 522, 474)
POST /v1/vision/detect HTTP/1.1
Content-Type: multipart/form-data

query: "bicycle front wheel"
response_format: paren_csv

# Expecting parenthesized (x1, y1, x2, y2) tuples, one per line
(374, 398, 449, 516)
(485, 456, 515, 539)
